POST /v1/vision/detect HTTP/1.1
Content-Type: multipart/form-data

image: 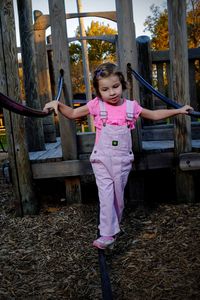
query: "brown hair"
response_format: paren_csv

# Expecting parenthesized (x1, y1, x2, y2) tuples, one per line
(93, 62, 127, 97)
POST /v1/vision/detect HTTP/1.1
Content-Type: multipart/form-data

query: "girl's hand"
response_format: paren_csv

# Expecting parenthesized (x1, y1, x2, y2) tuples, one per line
(179, 105, 194, 114)
(43, 100, 59, 115)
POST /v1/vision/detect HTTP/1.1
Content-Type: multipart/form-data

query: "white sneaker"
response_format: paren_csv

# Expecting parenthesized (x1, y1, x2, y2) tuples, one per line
(93, 236, 115, 249)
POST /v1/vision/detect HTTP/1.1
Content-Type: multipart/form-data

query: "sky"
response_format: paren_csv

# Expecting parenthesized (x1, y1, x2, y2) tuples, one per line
(13, 0, 166, 46)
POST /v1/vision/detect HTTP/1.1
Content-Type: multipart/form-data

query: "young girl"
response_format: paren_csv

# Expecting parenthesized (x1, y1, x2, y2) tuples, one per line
(43, 62, 193, 250)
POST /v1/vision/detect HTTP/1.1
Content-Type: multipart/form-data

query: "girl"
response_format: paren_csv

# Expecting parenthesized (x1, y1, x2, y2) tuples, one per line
(43, 62, 193, 250)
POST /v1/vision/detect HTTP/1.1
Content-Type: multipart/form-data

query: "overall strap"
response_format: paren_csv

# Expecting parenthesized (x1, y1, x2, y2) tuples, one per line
(126, 100, 134, 128)
(99, 99, 107, 126)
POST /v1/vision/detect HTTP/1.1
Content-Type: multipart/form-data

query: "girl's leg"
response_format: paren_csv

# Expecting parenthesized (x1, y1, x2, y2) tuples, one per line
(92, 160, 120, 236)
(113, 156, 132, 222)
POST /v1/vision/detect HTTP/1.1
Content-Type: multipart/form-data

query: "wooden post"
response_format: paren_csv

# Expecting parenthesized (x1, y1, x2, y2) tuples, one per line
(46, 35, 60, 137)
(17, 0, 45, 151)
(136, 35, 153, 126)
(33, 10, 57, 143)
(167, 0, 195, 202)
(0, 0, 38, 216)
(115, 0, 144, 207)
(115, 0, 142, 152)
(48, 0, 81, 203)
(76, 0, 94, 132)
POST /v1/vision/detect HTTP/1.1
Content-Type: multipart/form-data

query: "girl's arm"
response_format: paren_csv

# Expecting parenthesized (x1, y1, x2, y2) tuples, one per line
(43, 100, 90, 119)
(140, 105, 193, 121)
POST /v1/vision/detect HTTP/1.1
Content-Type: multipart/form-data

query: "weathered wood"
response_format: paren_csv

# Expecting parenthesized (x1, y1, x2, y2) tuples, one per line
(167, 0, 195, 202)
(136, 36, 153, 109)
(151, 48, 200, 62)
(142, 122, 200, 141)
(156, 63, 167, 109)
(46, 35, 56, 99)
(31, 152, 176, 179)
(0, 0, 38, 216)
(136, 35, 154, 128)
(65, 177, 82, 203)
(179, 152, 200, 171)
(48, 0, 81, 203)
(33, 10, 56, 143)
(17, 0, 45, 151)
(33, 11, 117, 31)
(75, 0, 94, 132)
(32, 160, 93, 179)
(48, 0, 77, 159)
(28, 126, 200, 162)
(115, 0, 142, 153)
(77, 132, 95, 154)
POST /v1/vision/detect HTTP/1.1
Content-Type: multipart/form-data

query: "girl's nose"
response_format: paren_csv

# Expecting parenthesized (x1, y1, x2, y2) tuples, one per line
(110, 89, 115, 95)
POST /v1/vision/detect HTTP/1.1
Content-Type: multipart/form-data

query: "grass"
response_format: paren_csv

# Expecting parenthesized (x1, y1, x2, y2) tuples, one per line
(0, 132, 8, 152)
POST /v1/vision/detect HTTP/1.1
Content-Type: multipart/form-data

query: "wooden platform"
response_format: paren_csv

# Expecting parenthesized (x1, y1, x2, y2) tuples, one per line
(29, 136, 200, 180)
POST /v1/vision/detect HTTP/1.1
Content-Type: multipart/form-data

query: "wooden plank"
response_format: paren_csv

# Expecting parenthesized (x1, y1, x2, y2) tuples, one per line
(143, 123, 200, 141)
(32, 160, 93, 179)
(152, 48, 200, 62)
(179, 152, 200, 171)
(33, 11, 116, 31)
(31, 151, 175, 179)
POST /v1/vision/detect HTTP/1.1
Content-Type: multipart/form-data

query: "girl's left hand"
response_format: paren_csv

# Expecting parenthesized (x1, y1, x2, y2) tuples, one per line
(179, 105, 194, 114)
(43, 100, 59, 115)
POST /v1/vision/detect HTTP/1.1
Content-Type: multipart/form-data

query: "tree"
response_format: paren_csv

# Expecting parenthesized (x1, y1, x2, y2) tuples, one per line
(69, 21, 117, 94)
(187, 0, 200, 48)
(144, 1, 200, 50)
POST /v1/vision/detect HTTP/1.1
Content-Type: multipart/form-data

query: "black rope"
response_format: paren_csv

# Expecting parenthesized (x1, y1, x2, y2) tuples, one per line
(98, 248, 113, 300)
(127, 64, 200, 118)
(55, 69, 64, 101)
(96, 206, 113, 300)
(0, 70, 64, 118)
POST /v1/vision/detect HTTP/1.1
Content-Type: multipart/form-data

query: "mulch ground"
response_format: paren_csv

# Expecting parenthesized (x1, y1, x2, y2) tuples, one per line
(0, 154, 200, 300)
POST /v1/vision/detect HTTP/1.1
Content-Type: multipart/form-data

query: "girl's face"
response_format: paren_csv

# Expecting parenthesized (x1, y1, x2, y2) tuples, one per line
(98, 74, 123, 106)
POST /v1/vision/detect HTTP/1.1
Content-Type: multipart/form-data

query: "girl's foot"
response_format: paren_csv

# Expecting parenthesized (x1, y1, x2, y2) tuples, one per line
(93, 236, 115, 249)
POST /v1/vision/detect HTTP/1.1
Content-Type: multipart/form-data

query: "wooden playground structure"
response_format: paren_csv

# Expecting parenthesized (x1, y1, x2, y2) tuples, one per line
(0, 0, 200, 216)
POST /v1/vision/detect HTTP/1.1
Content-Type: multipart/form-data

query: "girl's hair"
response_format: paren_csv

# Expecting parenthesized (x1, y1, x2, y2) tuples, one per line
(93, 62, 127, 97)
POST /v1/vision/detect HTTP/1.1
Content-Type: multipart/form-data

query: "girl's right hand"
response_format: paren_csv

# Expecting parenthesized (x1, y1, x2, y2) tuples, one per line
(43, 100, 59, 115)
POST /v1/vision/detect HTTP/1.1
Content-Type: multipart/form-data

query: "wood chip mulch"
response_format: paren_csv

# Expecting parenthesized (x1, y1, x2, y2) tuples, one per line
(0, 159, 200, 299)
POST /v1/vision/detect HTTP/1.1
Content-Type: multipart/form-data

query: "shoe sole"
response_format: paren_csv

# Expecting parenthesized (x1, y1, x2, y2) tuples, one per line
(93, 241, 115, 250)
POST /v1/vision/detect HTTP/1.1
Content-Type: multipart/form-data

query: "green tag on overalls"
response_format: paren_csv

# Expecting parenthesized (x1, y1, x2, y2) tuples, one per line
(112, 140, 118, 146)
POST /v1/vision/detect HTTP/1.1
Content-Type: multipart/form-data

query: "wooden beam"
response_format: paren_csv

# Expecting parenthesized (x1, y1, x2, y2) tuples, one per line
(152, 48, 200, 63)
(33, 11, 117, 30)
(32, 160, 93, 179)
(31, 152, 175, 179)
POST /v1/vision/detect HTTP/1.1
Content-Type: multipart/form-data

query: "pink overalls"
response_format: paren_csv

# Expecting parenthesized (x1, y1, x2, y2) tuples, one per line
(90, 100, 135, 237)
